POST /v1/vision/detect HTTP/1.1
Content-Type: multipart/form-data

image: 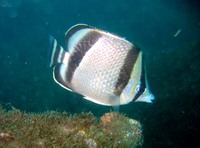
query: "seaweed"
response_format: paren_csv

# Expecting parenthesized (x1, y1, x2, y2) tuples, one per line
(0, 105, 143, 147)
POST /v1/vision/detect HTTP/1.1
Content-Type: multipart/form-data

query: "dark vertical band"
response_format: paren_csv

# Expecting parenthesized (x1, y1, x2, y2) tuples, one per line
(114, 46, 140, 96)
(67, 31, 102, 82)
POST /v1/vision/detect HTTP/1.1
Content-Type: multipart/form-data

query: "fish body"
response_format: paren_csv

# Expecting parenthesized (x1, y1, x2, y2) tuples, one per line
(49, 24, 154, 106)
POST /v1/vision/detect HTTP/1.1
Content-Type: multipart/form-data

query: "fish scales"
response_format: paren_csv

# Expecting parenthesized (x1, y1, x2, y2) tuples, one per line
(49, 24, 154, 106)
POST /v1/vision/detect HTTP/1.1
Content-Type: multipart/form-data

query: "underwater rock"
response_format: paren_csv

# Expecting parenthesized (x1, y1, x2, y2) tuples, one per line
(100, 112, 143, 146)
(84, 138, 97, 148)
(0, 106, 143, 147)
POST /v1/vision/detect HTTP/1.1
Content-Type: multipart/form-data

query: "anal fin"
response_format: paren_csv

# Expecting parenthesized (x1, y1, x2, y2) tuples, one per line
(53, 64, 72, 92)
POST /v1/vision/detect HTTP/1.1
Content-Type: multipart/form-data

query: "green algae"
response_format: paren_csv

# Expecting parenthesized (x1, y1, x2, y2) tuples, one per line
(0, 106, 143, 147)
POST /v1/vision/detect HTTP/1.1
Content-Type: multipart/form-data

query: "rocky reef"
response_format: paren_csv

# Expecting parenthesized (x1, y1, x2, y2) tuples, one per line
(0, 106, 143, 147)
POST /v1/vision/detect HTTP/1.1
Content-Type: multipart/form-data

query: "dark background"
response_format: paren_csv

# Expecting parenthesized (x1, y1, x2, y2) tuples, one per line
(0, 0, 200, 147)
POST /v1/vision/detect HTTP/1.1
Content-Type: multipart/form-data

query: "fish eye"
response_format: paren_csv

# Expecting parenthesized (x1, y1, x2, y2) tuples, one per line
(135, 85, 140, 92)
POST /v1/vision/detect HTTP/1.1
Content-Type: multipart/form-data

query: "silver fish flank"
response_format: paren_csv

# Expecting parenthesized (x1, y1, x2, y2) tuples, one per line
(49, 24, 154, 106)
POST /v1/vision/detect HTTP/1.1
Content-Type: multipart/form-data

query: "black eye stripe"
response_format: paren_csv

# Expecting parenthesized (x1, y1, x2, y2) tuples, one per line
(132, 55, 146, 101)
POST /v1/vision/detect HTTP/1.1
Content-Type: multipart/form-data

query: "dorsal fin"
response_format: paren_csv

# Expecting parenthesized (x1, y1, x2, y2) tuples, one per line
(65, 24, 92, 40)
(65, 24, 94, 53)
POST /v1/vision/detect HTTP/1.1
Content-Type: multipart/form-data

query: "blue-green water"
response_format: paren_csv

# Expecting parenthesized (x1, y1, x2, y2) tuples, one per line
(0, 0, 200, 147)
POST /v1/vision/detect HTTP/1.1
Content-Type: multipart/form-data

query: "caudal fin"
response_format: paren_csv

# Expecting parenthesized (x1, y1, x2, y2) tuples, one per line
(48, 35, 69, 67)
